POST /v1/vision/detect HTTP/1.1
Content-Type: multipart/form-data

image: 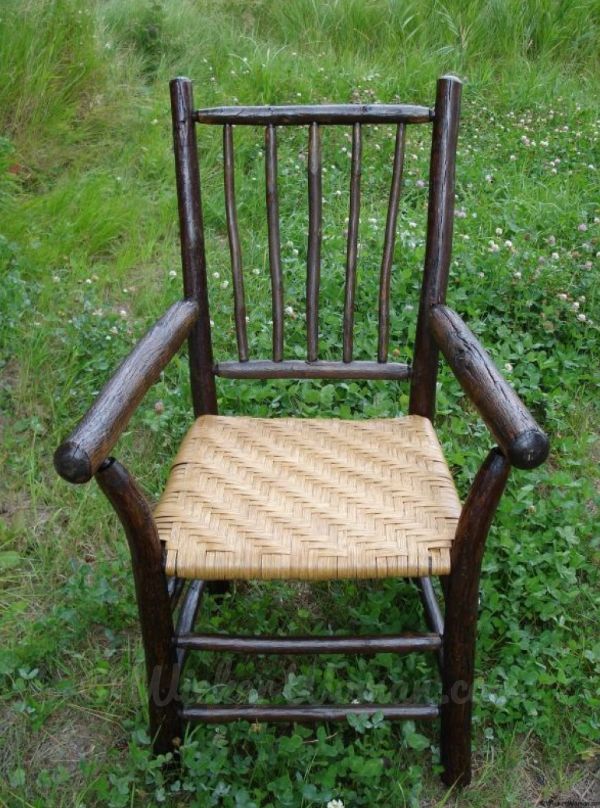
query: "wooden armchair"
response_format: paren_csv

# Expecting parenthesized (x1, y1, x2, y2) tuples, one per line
(54, 75, 549, 787)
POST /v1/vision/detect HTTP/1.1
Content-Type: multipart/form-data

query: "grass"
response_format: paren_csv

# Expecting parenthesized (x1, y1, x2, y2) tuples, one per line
(0, 0, 599, 805)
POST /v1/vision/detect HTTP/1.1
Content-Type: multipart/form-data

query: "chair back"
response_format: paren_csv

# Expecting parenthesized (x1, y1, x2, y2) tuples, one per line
(170, 75, 461, 420)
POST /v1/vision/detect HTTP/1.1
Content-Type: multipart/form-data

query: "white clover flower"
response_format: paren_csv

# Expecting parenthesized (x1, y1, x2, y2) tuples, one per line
(327, 801, 345, 808)
(577, 313, 587, 322)
(213, 271, 220, 279)
(488, 240, 500, 253)
(252, 268, 260, 275)
(551, 252, 559, 260)
(504, 363, 513, 373)
(548, 235, 556, 246)
(220, 280, 229, 289)
(285, 305, 294, 316)
(495, 227, 503, 235)
(557, 293, 568, 301)
(578, 223, 588, 232)
(168, 270, 177, 278)
(505, 240, 513, 248)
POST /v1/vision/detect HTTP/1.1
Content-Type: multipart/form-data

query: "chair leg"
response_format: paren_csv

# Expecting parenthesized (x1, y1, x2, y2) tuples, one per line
(440, 449, 510, 787)
(96, 459, 183, 755)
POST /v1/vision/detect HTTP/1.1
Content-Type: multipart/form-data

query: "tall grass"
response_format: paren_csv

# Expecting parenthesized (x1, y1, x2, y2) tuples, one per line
(4, 0, 597, 143)
(0, 0, 103, 134)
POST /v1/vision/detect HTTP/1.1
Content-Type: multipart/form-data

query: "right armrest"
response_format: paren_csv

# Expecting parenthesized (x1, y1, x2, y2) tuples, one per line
(429, 305, 549, 469)
(54, 299, 199, 484)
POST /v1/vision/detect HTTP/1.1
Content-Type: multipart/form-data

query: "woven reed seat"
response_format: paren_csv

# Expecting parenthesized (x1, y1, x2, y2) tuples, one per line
(154, 414, 461, 580)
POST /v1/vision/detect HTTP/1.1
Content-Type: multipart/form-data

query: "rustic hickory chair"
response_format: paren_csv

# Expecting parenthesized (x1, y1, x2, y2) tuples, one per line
(55, 75, 549, 787)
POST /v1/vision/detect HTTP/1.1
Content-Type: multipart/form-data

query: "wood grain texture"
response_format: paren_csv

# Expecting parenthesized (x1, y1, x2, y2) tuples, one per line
(181, 703, 439, 724)
(223, 123, 248, 361)
(170, 77, 218, 415)
(265, 124, 284, 361)
(195, 104, 434, 126)
(307, 122, 322, 362)
(214, 359, 411, 380)
(343, 122, 362, 363)
(96, 459, 182, 754)
(440, 448, 510, 786)
(378, 124, 406, 363)
(175, 633, 441, 655)
(54, 299, 199, 484)
(430, 305, 549, 469)
(409, 75, 462, 418)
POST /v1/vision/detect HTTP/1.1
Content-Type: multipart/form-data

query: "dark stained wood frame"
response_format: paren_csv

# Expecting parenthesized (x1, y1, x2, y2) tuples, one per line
(54, 75, 550, 788)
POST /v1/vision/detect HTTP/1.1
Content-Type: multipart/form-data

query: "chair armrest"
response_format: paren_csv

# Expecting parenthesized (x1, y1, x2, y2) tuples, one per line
(429, 304, 549, 469)
(54, 299, 199, 484)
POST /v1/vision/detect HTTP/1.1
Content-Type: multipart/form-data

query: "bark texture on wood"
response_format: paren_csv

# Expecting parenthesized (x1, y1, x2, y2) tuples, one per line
(430, 305, 549, 468)
(410, 75, 462, 418)
(54, 300, 198, 484)
(170, 77, 218, 416)
(440, 448, 510, 786)
(96, 459, 182, 755)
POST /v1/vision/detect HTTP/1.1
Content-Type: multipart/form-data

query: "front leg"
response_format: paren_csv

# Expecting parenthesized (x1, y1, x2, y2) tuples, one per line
(440, 448, 510, 787)
(96, 458, 183, 755)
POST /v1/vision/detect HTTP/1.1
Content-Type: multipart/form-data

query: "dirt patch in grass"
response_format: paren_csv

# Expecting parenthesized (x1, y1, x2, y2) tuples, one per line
(26, 706, 117, 777)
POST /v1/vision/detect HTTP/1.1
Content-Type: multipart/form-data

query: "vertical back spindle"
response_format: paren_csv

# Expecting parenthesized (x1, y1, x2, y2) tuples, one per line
(343, 123, 362, 363)
(409, 75, 462, 418)
(307, 122, 322, 362)
(377, 124, 406, 363)
(223, 124, 248, 362)
(265, 124, 284, 362)
(170, 77, 218, 415)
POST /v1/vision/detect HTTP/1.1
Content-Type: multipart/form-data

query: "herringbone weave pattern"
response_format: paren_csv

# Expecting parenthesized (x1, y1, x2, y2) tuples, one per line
(155, 415, 461, 580)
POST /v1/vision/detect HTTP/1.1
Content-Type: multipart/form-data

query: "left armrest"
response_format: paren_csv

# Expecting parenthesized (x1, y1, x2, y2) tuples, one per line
(54, 299, 199, 484)
(429, 305, 549, 469)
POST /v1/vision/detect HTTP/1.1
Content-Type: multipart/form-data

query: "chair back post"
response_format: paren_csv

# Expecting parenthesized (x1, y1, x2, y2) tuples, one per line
(170, 76, 218, 415)
(409, 75, 462, 419)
